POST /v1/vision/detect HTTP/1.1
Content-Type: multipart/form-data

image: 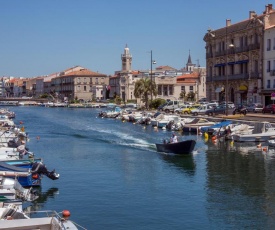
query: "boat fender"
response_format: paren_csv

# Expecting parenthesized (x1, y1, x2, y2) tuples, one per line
(62, 210, 71, 220)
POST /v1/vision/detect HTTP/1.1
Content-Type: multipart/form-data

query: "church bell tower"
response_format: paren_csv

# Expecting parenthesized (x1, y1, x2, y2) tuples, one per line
(121, 44, 132, 71)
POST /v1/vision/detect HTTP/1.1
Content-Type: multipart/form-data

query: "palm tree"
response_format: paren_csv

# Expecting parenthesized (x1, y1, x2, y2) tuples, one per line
(134, 78, 157, 109)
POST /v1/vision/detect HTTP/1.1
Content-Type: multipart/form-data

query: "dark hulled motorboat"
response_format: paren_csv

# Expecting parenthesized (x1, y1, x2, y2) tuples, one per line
(155, 139, 196, 155)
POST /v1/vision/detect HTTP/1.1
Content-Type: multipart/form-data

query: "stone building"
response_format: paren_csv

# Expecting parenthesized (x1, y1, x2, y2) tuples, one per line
(52, 67, 109, 102)
(204, 4, 275, 105)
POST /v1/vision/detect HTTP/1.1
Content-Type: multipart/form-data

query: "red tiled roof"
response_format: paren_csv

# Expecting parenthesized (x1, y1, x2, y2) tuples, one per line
(64, 69, 106, 77)
(177, 72, 199, 80)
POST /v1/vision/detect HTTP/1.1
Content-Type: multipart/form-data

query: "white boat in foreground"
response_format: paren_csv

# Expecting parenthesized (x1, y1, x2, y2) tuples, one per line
(0, 206, 85, 229)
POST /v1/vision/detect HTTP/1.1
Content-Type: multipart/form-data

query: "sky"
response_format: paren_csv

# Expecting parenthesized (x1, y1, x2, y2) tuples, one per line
(0, 0, 272, 77)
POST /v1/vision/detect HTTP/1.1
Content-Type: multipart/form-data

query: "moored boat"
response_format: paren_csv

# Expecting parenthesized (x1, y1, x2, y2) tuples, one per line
(232, 121, 275, 142)
(0, 207, 84, 229)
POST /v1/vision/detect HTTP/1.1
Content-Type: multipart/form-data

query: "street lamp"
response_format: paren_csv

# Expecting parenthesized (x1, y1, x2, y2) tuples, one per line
(225, 23, 234, 116)
(150, 50, 156, 103)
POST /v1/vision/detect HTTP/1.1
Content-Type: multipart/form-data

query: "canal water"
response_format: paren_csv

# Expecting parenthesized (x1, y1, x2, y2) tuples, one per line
(9, 106, 275, 229)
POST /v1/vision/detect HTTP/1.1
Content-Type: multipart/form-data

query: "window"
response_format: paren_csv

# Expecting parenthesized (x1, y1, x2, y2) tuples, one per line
(169, 85, 173, 95)
(190, 86, 194, 91)
(84, 86, 86, 91)
(181, 86, 185, 91)
(244, 36, 247, 47)
(230, 65, 234, 75)
(267, 61, 271, 72)
(267, 80, 271, 88)
(158, 85, 162, 95)
(254, 60, 258, 73)
(240, 37, 243, 47)
(267, 39, 271, 51)
(163, 86, 168, 96)
(273, 79, 275, 88)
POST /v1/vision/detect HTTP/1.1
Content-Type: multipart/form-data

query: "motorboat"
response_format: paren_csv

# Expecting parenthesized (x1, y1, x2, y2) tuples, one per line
(98, 106, 122, 118)
(155, 139, 196, 155)
(201, 120, 232, 135)
(165, 117, 194, 131)
(155, 114, 180, 129)
(0, 177, 38, 202)
(0, 206, 82, 229)
(232, 121, 275, 142)
(0, 161, 59, 187)
(182, 118, 216, 133)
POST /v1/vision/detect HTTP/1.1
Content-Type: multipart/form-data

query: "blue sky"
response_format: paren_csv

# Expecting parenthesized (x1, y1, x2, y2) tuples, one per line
(0, 0, 272, 77)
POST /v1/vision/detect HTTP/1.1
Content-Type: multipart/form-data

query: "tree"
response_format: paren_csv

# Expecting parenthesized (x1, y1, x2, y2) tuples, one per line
(187, 91, 195, 101)
(134, 78, 157, 109)
(180, 91, 186, 100)
(114, 95, 122, 105)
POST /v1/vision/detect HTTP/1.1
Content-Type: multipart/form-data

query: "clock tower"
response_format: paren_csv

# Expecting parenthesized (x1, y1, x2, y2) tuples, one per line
(121, 44, 132, 71)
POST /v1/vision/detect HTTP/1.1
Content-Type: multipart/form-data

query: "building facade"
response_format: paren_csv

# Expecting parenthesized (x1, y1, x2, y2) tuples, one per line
(204, 4, 275, 106)
(51, 67, 109, 102)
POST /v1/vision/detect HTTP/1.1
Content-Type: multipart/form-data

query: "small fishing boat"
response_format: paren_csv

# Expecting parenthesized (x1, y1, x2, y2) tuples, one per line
(155, 140, 196, 155)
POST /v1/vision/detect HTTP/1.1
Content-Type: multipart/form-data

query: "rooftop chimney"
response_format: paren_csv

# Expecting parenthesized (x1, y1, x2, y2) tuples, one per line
(226, 19, 231, 27)
(249, 11, 256, 19)
(264, 4, 273, 14)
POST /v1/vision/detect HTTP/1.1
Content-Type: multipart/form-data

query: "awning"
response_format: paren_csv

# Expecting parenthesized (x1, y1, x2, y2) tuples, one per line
(214, 63, 226, 67)
(235, 60, 249, 64)
(215, 87, 224, 93)
(239, 85, 248, 91)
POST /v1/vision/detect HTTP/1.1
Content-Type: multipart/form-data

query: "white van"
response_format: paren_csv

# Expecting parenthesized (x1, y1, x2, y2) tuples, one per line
(163, 100, 184, 113)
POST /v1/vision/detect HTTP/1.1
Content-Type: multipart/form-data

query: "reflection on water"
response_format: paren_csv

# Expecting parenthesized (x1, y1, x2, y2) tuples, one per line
(205, 140, 275, 229)
(160, 154, 196, 176)
(28, 187, 59, 212)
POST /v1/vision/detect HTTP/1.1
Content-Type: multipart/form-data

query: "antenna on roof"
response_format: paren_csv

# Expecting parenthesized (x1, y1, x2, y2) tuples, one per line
(196, 59, 200, 67)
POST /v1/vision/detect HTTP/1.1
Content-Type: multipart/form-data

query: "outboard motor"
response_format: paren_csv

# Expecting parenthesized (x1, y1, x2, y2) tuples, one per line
(145, 117, 151, 125)
(8, 138, 21, 148)
(31, 162, 60, 180)
(166, 120, 175, 130)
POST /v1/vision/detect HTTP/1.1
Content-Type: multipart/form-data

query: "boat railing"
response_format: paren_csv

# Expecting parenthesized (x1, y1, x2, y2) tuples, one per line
(24, 210, 88, 230)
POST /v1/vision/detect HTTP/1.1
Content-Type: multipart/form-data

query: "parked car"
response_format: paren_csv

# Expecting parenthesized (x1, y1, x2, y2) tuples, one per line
(219, 101, 235, 109)
(205, 105, 235, 116)
(191, 103, 217, 116)
(198, 97, 207, 103)
(157, 103, 168, 111)
(174, 105, 191, 114)
(246, 103, 263, 113)
(262, 104, 275, 114)
(232, 104, 247, 115)
(163, 100, 185, 113)
(182, 104, 201, 114)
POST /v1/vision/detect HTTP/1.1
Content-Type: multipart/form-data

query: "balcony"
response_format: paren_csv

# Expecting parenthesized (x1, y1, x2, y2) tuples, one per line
(206, 73, 250, 82)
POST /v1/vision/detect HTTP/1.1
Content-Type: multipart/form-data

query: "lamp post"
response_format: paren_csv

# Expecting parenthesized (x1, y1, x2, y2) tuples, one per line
(150, 50, 156, 104)
(225, 23, 234, 116)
